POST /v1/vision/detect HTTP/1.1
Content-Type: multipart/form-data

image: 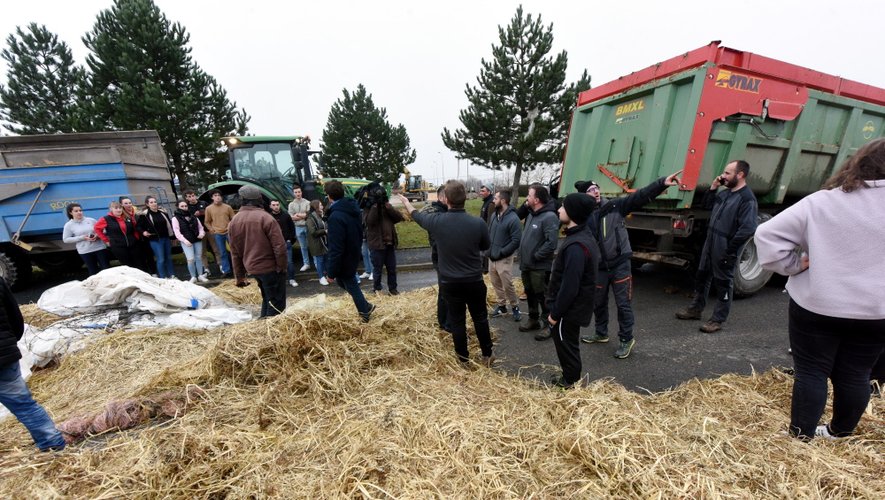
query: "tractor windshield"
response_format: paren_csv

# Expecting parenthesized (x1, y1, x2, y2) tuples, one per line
(231, 143, 298, 192)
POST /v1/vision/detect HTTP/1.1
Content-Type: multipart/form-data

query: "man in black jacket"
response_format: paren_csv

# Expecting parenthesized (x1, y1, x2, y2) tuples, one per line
(578, 171, 682, 359)
(546, 193, 599, 388)
(325, 181, 374, 322)
(0, 277, 66, 451)
(269, 200, 299, 287)
(676, 160, 758, 333)
(399, 181, 493, 366)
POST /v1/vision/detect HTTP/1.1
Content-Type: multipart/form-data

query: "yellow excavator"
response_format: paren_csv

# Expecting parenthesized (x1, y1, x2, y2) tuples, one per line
(401, 168, 431, 201)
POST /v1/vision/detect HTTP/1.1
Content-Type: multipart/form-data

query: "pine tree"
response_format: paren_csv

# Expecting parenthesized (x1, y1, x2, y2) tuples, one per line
(81, 0, 247, 190)
(0, 23, 86, 134)
(441, 6, 590, 200)
(321, 84, 416, 184)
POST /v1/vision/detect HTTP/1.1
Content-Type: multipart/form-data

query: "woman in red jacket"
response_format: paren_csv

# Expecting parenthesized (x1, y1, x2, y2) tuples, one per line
(93, 201, 146, 272)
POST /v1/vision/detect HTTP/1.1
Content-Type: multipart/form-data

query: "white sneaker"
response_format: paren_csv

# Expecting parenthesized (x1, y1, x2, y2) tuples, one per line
(359, 272, 370, 279)
(299, 264, 310, 272)
(289, 279, 298, 287)
(189, 277, 197, 284)
(319, 277, 329, 286)
(197, 274, 209, 283)
(367, 273, 373, 281)
(815, 425, 838, 440)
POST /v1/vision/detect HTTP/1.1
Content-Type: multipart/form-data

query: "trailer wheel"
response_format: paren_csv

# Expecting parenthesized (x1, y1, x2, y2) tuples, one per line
(733, 214, 773, 298)
(0, 248, 33, 290)
(33, 251, 84, 274)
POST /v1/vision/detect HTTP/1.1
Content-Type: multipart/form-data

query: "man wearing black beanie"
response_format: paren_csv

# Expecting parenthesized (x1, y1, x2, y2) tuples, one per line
(545, 193, 600, 388)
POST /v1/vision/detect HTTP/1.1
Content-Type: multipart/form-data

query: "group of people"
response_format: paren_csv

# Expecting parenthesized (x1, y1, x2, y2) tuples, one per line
(61, 190, 238, 283)
(4, 141, 883, 452)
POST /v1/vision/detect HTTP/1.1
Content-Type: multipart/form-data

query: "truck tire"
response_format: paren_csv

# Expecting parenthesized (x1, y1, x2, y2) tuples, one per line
(0, 248, 33, 291)
(733, 214, 774, 298)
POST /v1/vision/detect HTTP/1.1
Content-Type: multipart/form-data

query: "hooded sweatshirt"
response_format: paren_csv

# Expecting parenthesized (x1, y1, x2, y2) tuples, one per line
(518, 199, 559, 271)
(325, 197, 363, 279)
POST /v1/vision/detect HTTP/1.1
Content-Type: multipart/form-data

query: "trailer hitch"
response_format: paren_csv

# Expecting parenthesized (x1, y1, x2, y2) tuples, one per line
(11, 181, 48, 251)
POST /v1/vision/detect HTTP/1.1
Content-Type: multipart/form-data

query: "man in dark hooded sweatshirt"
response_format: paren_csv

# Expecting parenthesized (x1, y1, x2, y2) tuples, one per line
(576, 170, 682, 359)
(517, 184, 560, 340)
(325, 180, 375, 322)
(546, 193, 599, 388)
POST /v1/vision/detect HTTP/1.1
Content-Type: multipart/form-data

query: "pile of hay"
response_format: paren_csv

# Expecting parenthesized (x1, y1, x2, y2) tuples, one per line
(1, 287, 882, 498)
(20, 303, 66, 329)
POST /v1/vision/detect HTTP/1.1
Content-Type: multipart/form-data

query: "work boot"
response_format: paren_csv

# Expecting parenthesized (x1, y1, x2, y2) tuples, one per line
(489, 305, 507, 318)
(699, 320, 722, 333)
(675, 307, 702, 320)
(580, 333, 610, 344)
(519, 318, 542, 332)
(613, 339, 636, 359)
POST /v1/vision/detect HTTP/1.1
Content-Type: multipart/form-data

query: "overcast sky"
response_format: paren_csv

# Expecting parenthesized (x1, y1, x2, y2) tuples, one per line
(2, 0, 883, 185)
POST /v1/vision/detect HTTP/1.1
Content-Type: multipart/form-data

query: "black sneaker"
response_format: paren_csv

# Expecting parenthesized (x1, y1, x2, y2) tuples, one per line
(361, 303, 376, 323)
(512, 306, 521, 322)
(549, 375, 575, 390)
(519, 319, 542, 332)
(489, 305, 507, 318)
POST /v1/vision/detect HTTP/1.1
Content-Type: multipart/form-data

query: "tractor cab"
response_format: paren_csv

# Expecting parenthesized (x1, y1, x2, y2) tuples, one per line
(212, 135, 323, 205)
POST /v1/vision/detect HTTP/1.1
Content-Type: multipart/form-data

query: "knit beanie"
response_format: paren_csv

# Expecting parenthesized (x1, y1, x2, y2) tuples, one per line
(562, 193, 594, 225)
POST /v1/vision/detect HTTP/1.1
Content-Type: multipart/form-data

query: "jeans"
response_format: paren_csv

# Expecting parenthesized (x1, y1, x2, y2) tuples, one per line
(149, 237, 175, 278)
(787, 300, 885, 438)
(440, 280, 492, 362)
(521, 269, 550, 320)
(370, 246, 397, 292)
(551, 318, 582, 385)
(314, 255, 327, 280)
(361, 240, 373, 275)
(285, 241, 296, 280)
(688, 257, 735, 323)
(255, 271, 287, 317)
(80, 249, 110, 276)
(337, 273, 372, 316)
(0, 362, 66, 451)
(295, 226, 310, 267)
(213, 234, 231, 274)
(595, 260, 635, 342)
(181, 241, 205, 278)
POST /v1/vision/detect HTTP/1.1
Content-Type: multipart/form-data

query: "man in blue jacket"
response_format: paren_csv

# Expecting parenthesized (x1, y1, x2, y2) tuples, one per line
(325, 180, 375, 322)
(0, 277, 66, 451)
(676, 160, 758, 333)
(487, 189, 522, 322)
(577, 171, 682, 358)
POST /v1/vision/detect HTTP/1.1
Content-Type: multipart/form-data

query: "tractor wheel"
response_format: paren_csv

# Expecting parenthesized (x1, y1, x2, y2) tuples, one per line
(33, 251, 85, 274)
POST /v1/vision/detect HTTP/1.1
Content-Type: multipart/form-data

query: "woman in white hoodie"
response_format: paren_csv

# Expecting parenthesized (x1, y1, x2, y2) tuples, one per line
(755, 138, 885, 440)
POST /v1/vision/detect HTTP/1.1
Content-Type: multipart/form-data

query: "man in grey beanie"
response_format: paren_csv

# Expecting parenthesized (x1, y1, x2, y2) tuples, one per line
(228, 185, 289, 317)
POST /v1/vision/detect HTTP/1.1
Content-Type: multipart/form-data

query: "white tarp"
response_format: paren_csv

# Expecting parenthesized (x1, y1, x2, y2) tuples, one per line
(37, 266, 228, 316)
(1, 268, 254, 421)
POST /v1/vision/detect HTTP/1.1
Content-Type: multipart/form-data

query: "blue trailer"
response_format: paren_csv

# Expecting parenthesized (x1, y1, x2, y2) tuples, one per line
(0, 131, 176, 289)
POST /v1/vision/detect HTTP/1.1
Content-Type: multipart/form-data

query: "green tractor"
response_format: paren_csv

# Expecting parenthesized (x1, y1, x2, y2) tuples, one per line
(202, 135, 373, 207)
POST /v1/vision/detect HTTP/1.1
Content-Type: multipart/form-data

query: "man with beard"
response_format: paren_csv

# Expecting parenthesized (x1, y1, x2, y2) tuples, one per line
(676, 160, 758, 333)
(576, 170, 682, 359)
(517, 184, 560, 339)
(487, 189, 522, 322)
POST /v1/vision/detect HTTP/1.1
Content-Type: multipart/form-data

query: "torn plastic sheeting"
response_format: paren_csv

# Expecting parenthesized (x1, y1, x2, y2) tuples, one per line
(37, 266, 227, 316)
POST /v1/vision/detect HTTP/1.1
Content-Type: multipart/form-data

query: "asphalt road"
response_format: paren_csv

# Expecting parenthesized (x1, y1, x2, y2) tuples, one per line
(15, 250, 793, 394)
